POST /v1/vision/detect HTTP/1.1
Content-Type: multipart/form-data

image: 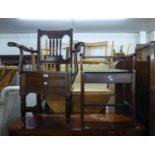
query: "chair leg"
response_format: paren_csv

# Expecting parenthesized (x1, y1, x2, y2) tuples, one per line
(66, 95, 71, 128)
(37, 94, 43, 113)
(80, 104, 84, 129)
(21, 96, 26, 127)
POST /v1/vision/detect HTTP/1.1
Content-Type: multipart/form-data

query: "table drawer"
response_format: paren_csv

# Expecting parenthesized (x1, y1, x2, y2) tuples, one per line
(83, 72, 133, 84)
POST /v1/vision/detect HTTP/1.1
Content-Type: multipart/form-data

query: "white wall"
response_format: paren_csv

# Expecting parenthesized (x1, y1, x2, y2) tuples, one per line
(74, 33, 139, 55)
(0, 32, 139, 55)
(0, 33, 37, 55)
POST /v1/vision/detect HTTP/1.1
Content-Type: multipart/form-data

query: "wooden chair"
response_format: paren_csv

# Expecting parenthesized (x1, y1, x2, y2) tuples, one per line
(8, 29, 84, 128)
(83, 41, 108, 57)
(81, 41, 112, 65)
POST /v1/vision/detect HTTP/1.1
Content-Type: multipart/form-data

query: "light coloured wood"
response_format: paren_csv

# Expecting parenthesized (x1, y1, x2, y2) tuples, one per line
(0, 66, 17, 69)
(111, 40, 115, 56)
(81, 41, 113, 66)
(110, 41, 115, 63)
(30, 47, 37, 71)
(72, 83, 112, 95)
(46, 85, 111, 113)
(40, 48, 51, 51)
(39, 39, 57, 71)
(31, 53, 37, 71)
(85, 41, 108, 47)
(83, 114, 132, 122)
(79, 59, 111, 64)
(0, 66, 17, 91)
(120, 45, 124, 53)
(84, 41, 108, 57)
(45, 39, 49, 71)
(65, 47, 69, 72)
(126, 43, 131, 55)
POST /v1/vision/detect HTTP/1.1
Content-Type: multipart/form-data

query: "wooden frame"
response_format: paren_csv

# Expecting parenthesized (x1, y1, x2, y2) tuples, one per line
(80, 54, 136, 129)
(7, 29, 85, 128)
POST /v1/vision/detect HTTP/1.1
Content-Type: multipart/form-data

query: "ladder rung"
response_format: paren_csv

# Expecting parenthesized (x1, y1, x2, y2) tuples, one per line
(83, 103, 131, 107)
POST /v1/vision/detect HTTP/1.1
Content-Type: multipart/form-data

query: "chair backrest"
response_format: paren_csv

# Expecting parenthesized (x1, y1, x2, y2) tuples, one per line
(20, 29, 74, 100)
(79, 41, 113, 66)
(83, 41, 108, 57)
(37, 29, 73, 72)
(7, 29, 84, 84)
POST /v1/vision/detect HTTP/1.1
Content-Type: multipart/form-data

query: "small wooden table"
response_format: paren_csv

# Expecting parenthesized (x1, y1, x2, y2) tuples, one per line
(9, 114, 145, 136)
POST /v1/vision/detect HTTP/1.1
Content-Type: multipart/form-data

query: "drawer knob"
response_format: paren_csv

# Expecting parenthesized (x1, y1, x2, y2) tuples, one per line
(108, 75, 113, 81)
(44, 81, 48, 85)
(43, 74, 48, 78)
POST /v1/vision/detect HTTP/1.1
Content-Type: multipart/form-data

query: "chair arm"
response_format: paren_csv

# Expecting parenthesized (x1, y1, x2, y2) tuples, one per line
(8, 42, 38, 72)
(72, 42, 85, 84)
(7, 42, 38, 53)
(73, 42, 85, 53)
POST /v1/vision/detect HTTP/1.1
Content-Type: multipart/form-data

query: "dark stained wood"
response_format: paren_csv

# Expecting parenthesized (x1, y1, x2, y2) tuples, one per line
(9, 114, 145, 136)
(20, 71, 70, 95)
(112, 54, 135, 116)
(80, 71, 135, 126)
(37, 29, 73, 67)
(20, 71, 72, 127)
(80, 54, 136, 128)
(36, 29, 74, 127)
(114, 54, 135, 70)
(7, 29, 85, 129)
(149, 46, 155, 135)
(82, 71, 133, 84)
(7, 29, 76, 128)
(135, 42, 155, 135)
(0, 55, 36, 66)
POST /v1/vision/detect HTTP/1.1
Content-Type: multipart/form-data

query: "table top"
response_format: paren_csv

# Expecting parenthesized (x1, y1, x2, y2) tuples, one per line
(83, 69, 132, 73)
